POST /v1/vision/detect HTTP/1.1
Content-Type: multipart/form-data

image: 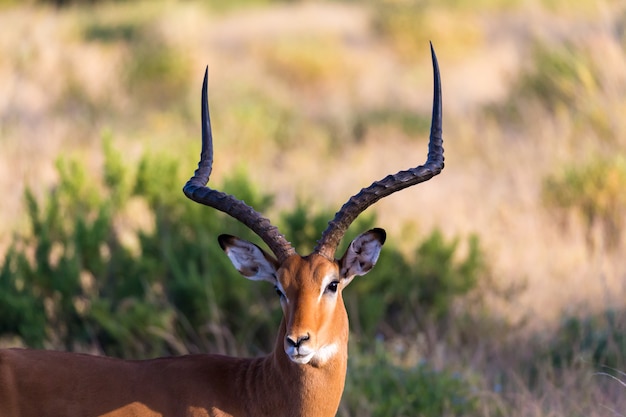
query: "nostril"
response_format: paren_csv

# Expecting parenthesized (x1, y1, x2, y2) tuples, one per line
(286, 336, 297, 348)
(286, 334, 310, 348)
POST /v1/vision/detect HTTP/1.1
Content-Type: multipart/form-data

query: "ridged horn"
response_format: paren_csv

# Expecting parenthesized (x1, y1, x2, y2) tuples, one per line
(314, 43, 444, 260)
(183, 68, 296, 263)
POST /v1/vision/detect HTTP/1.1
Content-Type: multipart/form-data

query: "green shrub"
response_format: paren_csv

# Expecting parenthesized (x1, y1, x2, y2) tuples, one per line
(0, 246, 47, 347)
(371, 2, 435, 63)
(543, 154, 626, 251)
(546, 309, 626, 371)
(517, 43, 599, 113)
(371, 1, 484, 62)
(125, 39, 191, 109)
(0, 139, 179, 355)
(0, 139, 489, 362)
(0, 137, 497, 413)
(342, 342, 480, 417)
(487, 41, 617, 142)
(80, 11, 192, 111)
(83, 20, 142, 43)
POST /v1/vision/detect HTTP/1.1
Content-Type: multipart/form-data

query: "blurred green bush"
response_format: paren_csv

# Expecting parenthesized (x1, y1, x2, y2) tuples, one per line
(547, 309, 626, 371)
(488, 41, 620, 142)
(0, 139, 489, 414)
(1, 138, 488, 354)
(517, 43, 599, 113)
(342, 341, 481, 417)
(543, 154, 626, 251)
(370, 0, 488, 63)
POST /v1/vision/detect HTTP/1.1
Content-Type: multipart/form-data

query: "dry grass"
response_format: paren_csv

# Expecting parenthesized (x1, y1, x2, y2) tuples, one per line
(1, 0, 626, 414)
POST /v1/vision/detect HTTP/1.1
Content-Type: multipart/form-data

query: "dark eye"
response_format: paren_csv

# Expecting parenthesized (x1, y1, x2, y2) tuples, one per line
(274, 285, 284, 298)
(326, 281, 339, 294)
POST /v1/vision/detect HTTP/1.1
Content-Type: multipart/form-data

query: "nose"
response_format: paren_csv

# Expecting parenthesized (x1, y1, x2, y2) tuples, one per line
(286, 333, 310, 348)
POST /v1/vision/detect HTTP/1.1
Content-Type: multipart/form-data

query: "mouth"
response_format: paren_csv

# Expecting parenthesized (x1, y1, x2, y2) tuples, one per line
(285, 348, 315, 365)
(288, 352, 314, 364)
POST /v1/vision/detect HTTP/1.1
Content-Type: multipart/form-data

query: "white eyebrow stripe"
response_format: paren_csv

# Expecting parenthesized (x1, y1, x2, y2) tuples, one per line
(318, 273, 337, 301)
(276, 281, 289, 303)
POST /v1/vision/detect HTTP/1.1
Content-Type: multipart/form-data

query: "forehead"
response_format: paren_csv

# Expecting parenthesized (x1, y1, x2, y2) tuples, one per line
(278, 254, 338, 287)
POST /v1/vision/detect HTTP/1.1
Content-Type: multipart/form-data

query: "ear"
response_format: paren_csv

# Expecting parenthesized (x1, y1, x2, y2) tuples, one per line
(339, 228, 386, 286)
(218, 234, 279, 283)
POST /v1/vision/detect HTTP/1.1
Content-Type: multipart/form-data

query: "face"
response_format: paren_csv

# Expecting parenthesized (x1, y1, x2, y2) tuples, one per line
(218, 228, 386, 366)
(274, 254, 348, 365)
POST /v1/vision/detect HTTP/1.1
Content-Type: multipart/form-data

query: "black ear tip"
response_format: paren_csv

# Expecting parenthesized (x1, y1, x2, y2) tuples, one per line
(371, 228, 387, 245)
(217, 234, 235, 250)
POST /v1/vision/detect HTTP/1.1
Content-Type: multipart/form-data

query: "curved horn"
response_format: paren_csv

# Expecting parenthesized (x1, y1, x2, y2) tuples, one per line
(314, 43, 444, 260)
(183, 67, 296, 263)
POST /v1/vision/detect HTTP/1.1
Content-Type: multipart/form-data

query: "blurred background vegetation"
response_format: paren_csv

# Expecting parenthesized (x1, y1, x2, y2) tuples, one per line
(1, 0, 626, 415)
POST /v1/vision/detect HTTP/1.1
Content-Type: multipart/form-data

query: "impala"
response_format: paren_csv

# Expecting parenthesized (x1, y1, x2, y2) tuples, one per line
(0, 44, 443, 417)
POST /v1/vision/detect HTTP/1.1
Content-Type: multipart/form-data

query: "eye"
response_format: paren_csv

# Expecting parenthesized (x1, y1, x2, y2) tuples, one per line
(274, 285, 284, 298)
(325, 281, 340, 294)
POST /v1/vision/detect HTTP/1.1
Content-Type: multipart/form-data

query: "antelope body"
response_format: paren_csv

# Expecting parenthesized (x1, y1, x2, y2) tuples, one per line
(0, 44, 444, 417)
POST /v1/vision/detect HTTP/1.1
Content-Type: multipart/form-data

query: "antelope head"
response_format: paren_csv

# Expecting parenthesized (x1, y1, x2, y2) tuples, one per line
(183, 43, 443, 368)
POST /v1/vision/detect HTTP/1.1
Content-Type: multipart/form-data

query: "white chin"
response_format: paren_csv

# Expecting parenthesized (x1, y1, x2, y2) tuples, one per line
(288, 353, 314, 364)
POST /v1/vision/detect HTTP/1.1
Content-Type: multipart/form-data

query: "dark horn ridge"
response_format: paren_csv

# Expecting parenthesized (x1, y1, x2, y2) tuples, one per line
(183, 67, 296, 263)
(313, 43, 444, 260)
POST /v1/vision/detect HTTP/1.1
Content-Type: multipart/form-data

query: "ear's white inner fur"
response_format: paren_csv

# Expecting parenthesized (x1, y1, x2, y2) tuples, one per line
(224, 240, 277, 282)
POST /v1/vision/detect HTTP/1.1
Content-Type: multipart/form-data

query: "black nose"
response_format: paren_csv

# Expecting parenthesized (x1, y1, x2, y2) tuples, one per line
(286, 334, 310, 348)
